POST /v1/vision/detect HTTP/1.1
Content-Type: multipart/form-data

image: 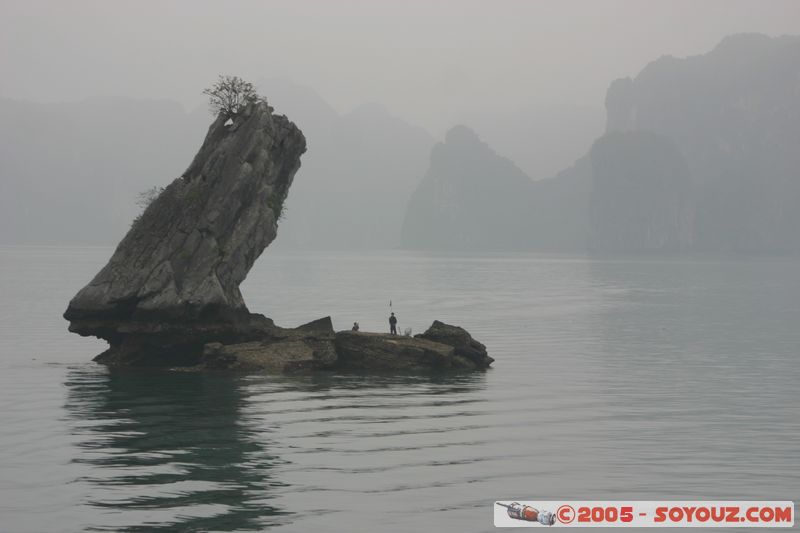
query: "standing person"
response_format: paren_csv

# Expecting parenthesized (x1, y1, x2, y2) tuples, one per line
(389, 312, 398, 335)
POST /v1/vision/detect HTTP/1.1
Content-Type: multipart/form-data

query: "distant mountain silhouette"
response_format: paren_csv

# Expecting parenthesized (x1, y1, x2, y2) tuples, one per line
(459, 104, 604, 181)
(603, 33, 800, 253)
(0, 80, 434, 249)
(257, 79, 435, 250)
(402, 126, 593, 252)
(589, 131, 693, 252)
(403, 33, 800, 254)
(402, 125, 533, 250)
(7, 35, 800, 255)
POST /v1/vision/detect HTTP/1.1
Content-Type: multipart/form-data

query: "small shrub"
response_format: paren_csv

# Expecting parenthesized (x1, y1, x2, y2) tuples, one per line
(267, 194, 287, 222)
(136, 186, 164, 210)
(203, 75, 262, 117)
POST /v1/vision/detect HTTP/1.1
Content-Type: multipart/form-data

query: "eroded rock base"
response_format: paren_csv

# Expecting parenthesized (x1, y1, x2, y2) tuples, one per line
(92, 319, 493, 372)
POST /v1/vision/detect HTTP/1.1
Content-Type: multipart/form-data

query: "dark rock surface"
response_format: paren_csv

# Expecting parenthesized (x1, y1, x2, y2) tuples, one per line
(64, 100, 307, 365)
(179, 320, 493, 373)
(193, 319, 493, 372)
(415, 320, 494, 368)
(198, 317, 338, 372)
(192, 317, 494, 373)
(334, 325, 493, 371)
(334, 331, 460, 370)
(65, 100, 305, 331)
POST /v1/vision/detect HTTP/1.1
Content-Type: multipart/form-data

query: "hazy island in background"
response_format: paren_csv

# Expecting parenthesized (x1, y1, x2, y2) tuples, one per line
(2, 33, 799, 255)
(403, 33, 800, 254)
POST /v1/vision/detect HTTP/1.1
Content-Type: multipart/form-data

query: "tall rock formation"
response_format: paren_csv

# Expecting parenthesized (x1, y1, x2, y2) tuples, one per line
(63, 98, 493, 371)
(401, 125, 533, 250)
(64, 101, 307, 362)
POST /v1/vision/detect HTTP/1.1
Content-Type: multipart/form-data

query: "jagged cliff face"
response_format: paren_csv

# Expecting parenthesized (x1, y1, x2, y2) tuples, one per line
(605, 34, 800, 174)
(590, 132, 693, 252)
(603, 33, 800, 253)
(64, 101, 306, 339)
(401, 125, 533, 250)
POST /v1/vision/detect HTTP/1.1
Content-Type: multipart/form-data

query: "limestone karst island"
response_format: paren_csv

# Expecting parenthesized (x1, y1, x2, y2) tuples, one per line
(63, 81, 493, 372)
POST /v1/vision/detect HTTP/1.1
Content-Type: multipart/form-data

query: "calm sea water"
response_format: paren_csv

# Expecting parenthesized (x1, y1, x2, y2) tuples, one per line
(0, 246, 798, 532)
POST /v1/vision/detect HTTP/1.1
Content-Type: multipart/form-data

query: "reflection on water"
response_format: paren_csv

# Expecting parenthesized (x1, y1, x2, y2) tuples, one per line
(64, 368, 286, 531)
(64, 367, 487, 532)
(2, 248, 799, 532)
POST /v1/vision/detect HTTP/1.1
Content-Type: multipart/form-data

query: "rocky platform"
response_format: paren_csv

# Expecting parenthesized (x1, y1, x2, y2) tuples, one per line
(199, 319, 493, 372)
(336, 320, 494, 371)
(63, 97, 493, 371)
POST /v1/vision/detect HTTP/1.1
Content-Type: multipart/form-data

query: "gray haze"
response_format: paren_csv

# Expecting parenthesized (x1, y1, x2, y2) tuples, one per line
(2, 0, 799, 133)
(2, 4, 800, 530)
(402, 33, 800, 253)
(1, 1, 800, 249)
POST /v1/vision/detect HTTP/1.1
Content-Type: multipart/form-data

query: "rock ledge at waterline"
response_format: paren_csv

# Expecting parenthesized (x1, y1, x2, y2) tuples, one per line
(63, 100, 492, 371)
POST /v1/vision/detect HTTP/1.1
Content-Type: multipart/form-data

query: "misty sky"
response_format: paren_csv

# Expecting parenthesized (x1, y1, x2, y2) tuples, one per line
(2, 0, 800, 134)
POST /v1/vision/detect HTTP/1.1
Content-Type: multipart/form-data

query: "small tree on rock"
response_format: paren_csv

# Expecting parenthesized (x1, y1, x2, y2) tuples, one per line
(136, 186, 164, 210)
(203, 75, 260, 117)
(131, 185, 165, 227)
